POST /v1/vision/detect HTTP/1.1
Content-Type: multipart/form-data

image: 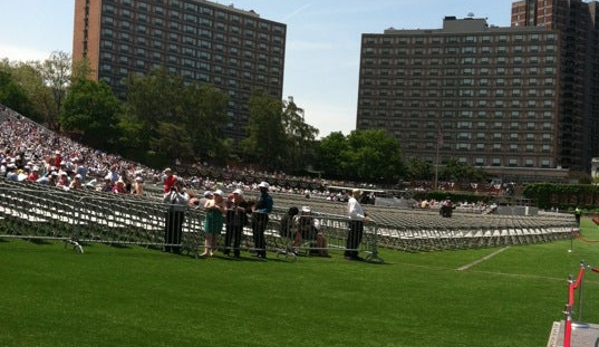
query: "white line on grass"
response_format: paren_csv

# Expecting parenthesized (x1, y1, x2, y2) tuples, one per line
(456, 246, 511, 271)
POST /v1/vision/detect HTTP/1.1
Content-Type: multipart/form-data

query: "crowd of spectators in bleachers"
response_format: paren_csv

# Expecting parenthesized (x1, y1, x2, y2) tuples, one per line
(0, 104, 384, 203)
(0, 104, 158, 194)
(0, 104, 496, 215)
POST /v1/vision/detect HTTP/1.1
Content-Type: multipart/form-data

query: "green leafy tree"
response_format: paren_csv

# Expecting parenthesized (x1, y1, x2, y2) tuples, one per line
(0, 69, 33, 116)
(314, 131, 348, 179)
(281, 98, 319, 173)
(0, 59, 45, 122)
(34, 51, 72, 131)
(60, 77, 121, 152)
(184, 84, 229, 163)
(439, 159, 487, 183)
(120, 67, 228, 165)
(406, 157, 434, 181)
(341, 129, 405, 183)
(241, 90, 286, 170)
(149, 121, 194, 161)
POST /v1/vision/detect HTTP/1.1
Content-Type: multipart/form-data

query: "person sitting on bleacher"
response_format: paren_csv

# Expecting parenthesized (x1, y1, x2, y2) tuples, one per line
(27, 166, 40, 182)
(84, 172, 103, 190)
(132, 176, 144, 195)
(112, 178, 127, 194)
(69, 174, 84, 190)
(6, 164, 18, 181)
(56, 171, 70, 189)
(100, 175, 113, 193)
(0, 158, 7, 177)
(292, 206, 329, 257)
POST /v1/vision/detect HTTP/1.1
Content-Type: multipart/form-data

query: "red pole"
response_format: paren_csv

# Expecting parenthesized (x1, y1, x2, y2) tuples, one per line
(564, 265, 586, 347)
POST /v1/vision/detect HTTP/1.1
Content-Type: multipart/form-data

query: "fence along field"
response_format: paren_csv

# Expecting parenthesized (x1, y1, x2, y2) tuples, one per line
(0, 175, 578, 258)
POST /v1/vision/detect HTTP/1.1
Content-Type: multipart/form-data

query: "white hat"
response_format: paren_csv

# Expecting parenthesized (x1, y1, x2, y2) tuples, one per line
(203, 190, 213, 197)
(163, 167, 172, 173)
(302, 206, 311, 213)
(75, 174, 82, 179)
(352, 188, 363, 196)
(135, 176, 143, 182)
(233, 188, 243, 195)
(213, 189, 224, 196)
(258, 181, 270, 189)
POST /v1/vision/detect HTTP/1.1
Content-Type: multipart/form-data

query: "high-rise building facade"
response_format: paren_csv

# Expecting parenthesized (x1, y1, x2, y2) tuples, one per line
(511, 0, 599, 174)
(73, 0, 286, 141)
(356, 0, 599, 182)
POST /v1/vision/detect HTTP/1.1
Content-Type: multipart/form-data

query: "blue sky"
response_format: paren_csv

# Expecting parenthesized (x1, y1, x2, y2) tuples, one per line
(0, 0, 515, 138)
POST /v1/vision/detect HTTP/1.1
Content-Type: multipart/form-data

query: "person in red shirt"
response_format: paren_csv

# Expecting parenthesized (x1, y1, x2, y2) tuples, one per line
(53, 150, 62, 167)
(27, 166, 40, 182)
(163, 167, 177, 193)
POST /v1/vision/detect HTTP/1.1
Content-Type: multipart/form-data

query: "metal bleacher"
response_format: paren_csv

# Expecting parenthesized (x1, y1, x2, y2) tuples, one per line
(0, 176, 578, 259)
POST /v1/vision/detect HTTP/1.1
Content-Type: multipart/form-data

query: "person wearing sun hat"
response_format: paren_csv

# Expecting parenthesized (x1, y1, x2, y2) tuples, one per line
(111, 177, 127, 194)
(201, 189, 225, 257)
(251, 181, 273, 259)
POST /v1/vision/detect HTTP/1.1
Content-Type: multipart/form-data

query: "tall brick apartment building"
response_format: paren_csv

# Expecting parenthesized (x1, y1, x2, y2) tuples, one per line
(356, 0, 599, 182)
(73, 0, 286, 141)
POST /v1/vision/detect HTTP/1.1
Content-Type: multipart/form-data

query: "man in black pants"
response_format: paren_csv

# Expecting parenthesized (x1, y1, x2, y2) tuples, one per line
(224, 189, 250, 258)
(251, 181, 273, 259)
(163, 178, 189, 254)
(345, 189, 370, 261)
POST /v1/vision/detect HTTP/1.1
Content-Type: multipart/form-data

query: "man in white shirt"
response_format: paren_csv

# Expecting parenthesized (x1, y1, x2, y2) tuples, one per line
(345, 189, 370, 261)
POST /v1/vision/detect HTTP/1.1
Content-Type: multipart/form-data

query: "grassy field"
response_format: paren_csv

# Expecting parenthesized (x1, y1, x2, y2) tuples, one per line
(1, 218, 599, 347)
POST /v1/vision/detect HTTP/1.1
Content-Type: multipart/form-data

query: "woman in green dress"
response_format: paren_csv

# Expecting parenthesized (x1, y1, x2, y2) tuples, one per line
(201, 189, 225, 257)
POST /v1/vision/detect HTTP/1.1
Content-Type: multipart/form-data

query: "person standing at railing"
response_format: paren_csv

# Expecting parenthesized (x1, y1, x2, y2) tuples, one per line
(251, 181, 273, 260)
(223, 189, 250, 258)
(345, 189, 370, 261)
(201, 189, 225, 258)
(163, 177, 189, 254)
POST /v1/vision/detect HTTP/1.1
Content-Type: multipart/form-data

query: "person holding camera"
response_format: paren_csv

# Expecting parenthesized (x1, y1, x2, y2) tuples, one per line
(201, 189, 225, 258)
(223, 189, 250, 258)
(163, 177, 189, 254)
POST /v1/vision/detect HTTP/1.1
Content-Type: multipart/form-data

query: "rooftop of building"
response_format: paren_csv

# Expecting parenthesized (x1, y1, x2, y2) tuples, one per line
(381, 15, 549, 35)
(206, 0, 260, 18)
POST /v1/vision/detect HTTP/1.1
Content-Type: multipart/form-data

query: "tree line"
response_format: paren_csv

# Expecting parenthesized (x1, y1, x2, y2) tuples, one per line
(1, 51, 490, 185)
